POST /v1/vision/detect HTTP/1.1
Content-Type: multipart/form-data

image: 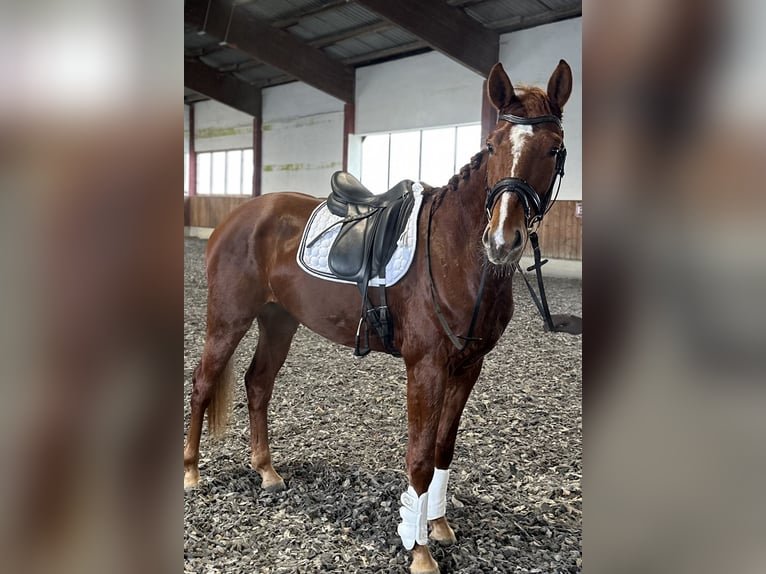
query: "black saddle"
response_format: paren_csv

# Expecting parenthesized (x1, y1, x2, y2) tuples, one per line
(321, 171, 417, 357)
(327, 172, 412, 214)
(326, 172, 415, 283)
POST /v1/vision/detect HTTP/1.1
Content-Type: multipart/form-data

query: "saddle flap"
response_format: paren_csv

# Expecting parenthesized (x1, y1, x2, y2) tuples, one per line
(373, 197, 412, 269)
(328, 205, 378, 282)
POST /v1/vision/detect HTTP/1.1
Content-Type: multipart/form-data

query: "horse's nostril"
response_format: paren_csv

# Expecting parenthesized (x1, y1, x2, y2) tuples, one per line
(512, 230, 523, 250)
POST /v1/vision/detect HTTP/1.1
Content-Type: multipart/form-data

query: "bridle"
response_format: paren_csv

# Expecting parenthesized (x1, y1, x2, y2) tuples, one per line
(425, 111, 570, 349)
(485, 113, 567, 229)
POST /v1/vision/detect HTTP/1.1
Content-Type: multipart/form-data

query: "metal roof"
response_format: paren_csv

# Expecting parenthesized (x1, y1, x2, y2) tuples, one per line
(184, 0, 581, 106)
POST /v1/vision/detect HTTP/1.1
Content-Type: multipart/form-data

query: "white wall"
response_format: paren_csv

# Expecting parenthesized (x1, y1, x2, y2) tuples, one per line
(355, 51, 484, 134)
(261, 82, 343, 195)
(194, 100, 253, 152)
(499, 18, 582, 201)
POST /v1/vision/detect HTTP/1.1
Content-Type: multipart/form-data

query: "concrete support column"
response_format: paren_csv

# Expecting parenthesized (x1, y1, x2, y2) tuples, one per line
(343, 102, 355, 172)
(253, 114, 262, 196)
(188, 103, 197, 196)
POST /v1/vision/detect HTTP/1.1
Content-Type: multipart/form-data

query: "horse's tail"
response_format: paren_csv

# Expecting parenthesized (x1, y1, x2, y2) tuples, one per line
(207, 357, 234, 438)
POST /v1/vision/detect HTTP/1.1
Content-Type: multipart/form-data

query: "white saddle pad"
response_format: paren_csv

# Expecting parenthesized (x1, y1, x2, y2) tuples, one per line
(296, 187, 424, 286)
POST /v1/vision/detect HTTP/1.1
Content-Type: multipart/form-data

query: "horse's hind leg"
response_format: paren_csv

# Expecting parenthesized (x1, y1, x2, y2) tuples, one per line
(245, 304, 299, 490)
(183, 316, 252, 488)
(429, 360, 483, 544)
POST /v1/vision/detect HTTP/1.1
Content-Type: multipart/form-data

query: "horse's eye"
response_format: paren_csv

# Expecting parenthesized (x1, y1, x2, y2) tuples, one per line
(549, 147, 560, 157)
(487, 143, 495, 154)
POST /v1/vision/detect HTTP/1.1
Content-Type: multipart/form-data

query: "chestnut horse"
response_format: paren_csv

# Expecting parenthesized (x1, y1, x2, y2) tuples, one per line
(184, 60, 572, 573)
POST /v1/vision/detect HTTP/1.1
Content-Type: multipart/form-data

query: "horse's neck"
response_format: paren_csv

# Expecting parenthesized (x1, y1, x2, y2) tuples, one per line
(432, 162, 515, 319)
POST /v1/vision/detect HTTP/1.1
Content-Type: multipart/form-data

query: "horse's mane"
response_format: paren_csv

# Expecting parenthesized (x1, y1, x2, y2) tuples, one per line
(424, 148, 487, 210)
(446, 149, 486, 193)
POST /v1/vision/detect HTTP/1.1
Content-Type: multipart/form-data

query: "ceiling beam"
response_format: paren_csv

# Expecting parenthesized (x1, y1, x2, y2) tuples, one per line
(270, 0, 348, 29)
(185, 0, 355, 103)
(355, 0, 499, 77)
(308, 21, 394, 49)
(342, 40, 430, 66)
(486, 7, 583, 32)
(184, 58, 262, 117)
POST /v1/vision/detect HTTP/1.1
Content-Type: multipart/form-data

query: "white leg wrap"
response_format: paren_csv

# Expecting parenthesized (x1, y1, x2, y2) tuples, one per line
(427, 468, 449, 520)
(397, 485, 429, 550)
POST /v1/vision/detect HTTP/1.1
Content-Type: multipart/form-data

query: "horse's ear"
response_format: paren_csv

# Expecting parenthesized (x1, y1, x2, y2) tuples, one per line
(487, 62, 517, 112)
(547, 60, 572, 113)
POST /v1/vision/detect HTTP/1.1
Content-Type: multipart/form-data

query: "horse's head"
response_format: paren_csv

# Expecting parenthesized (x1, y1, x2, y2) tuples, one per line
(481, 60, 572, 266)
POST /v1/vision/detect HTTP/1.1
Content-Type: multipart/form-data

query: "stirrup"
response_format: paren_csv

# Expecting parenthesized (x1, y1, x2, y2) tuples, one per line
(354, 316, 371, 357)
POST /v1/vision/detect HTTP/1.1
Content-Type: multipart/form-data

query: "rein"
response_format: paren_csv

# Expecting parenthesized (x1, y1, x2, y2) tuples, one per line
(426, 111, 570, 349)
(425, 194, 488, 351)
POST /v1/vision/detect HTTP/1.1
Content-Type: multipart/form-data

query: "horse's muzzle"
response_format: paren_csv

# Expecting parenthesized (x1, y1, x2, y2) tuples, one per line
(482, 224, 525, 265)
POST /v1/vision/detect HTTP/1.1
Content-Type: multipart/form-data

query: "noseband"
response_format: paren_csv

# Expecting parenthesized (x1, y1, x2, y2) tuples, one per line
(485, 113, 567, 228)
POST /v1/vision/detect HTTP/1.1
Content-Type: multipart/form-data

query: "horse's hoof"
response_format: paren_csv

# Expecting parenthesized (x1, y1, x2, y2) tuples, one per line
(429, 518, 457, 545)
(430, 531, 457, 545)
(184, 469, 200, 490)
(263, 478, 286, 492)
(411, 563, 440, 574)
(410, 545, 439, 574)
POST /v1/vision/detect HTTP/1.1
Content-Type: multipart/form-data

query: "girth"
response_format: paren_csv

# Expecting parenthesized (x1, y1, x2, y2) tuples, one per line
(320, 171, 417, 357)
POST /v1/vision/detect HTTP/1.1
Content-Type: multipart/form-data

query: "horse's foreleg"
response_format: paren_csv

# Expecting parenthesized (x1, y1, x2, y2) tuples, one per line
(400, 358, 447, 574)
(428, 361, 483, 544)
(245, 306, 298, 491)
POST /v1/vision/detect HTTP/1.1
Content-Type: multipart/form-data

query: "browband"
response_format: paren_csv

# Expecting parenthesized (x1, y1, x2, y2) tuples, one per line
(499, 113, 562, 128)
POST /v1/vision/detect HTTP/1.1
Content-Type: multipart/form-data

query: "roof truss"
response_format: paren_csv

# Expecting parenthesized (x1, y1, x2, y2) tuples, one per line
(355, 0, 499, 77)
(184, 58, 262, 116)
(185, 0, 355, 103)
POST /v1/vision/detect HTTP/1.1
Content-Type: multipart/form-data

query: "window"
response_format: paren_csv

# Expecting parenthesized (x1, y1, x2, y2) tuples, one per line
(197, 153, 211, 195)
(211, 152, 226, 195)
(226, 150, 242, 196)
(242, 149, 254, 193)
(420, 127, 456, 187)
(360, 124, 481, 194)
(193, 148, 253, 195)
(360, 134, 389, 194)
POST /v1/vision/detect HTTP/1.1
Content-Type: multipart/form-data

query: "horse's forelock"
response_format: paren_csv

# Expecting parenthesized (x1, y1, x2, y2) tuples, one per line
(515, 85, 559, 118)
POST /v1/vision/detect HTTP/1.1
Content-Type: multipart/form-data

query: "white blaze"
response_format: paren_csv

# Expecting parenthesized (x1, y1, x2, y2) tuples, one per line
(509, 124, 534, 177)
(493, 124, 534, 246)
(493, 194, 511, 247)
